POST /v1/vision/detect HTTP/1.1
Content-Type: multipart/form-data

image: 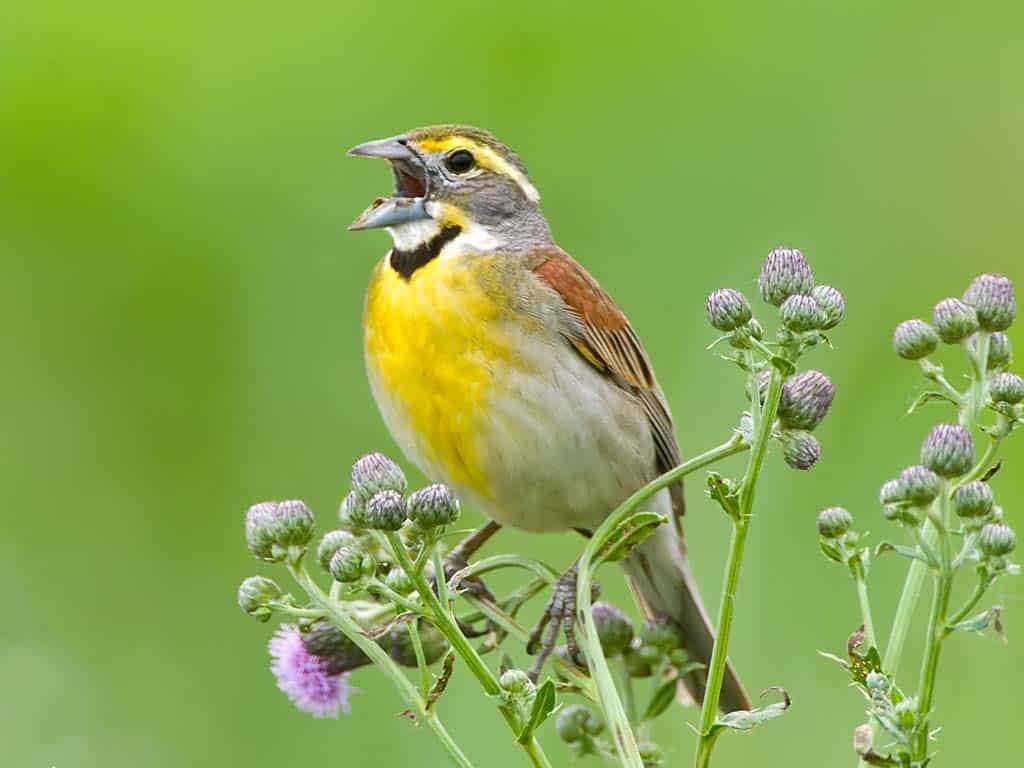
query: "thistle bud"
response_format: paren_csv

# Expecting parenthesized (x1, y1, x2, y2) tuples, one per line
(237, 575, 282, 620)
(245, 501, 280, 561)
(759, 247, 815, 306)
(705, 288, 753, 331)
(812, 285, 846, 329)
(329, 546, 371, 583)
(782, 430, 822, 470)
(640, 618, 683, 653)
(499, 668, 533, 695)
(385, 567, 414, 594)
(987, 332, 1012, 370)
(338, 492, 367, 531)
(898, 465, 942, 506)
(351, 452, 407, 501)
(302, 621, 371, 674)
(932, 298, 979, 344)
(318, 529, 358, 572)
(407, 484, 461, 529)
(963, 273, 1016, 332)
(879, 479, 905, 506)
(363, 490, 407, 531)
(382, 621, 449, 667)
(978, 522, 1017, 557)
(555, 704, 603, 743)
(952, 481, 994, 519)
(991, 372, 1024, 405)
(865, 671, 889, 693)
(780, 294, 826, 332)
(921, 423, 974, 478)
(893, 319, 939, 360)
(592, 602, 634, 657)
(817, 507, 853, 538)
(245, 500, 315, 561)
(778, 370, 835, 430)
(893, 698, 918, 730)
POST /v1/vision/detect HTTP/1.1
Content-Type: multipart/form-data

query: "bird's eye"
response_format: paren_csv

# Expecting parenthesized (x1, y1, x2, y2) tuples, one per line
(445, 149, 476, 174)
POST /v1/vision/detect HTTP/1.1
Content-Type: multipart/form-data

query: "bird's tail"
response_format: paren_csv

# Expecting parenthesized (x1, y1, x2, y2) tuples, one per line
(622, 520, 750, 713)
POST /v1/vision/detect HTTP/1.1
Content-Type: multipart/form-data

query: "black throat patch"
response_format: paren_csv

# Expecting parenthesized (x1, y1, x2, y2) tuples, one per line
(390, 225, 462, 280)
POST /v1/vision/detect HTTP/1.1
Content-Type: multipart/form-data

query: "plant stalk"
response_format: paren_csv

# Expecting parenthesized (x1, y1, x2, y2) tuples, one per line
(290, 564, 475, 768)
(694, 364, 785, 768)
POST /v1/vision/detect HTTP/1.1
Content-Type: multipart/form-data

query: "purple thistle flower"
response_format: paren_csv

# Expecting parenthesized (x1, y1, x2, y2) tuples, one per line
(270, 625, 355, 718)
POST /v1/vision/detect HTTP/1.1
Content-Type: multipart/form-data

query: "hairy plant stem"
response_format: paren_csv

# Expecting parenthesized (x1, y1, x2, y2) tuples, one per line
(289, 563, 474, 768)
(694, 362, 786, 768)
(384, 532, 554, 768)
(575, 433, 751, 768)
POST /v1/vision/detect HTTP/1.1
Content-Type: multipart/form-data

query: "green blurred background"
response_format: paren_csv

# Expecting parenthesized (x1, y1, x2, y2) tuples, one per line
(3, 1, 1022, 765)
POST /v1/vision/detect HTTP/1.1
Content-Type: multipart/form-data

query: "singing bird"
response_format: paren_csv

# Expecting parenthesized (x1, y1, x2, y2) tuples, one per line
(348, 125, 749, 712)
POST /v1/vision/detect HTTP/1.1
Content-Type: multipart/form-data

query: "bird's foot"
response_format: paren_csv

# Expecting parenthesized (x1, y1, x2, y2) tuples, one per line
(526, 563, 599, 681)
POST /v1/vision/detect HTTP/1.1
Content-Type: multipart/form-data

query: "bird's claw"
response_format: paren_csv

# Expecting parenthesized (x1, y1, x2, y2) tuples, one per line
(526, 564, 599, 681)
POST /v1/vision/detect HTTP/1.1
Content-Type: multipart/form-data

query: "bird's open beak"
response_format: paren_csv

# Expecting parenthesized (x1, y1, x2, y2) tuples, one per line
(347, 135, 432, 231)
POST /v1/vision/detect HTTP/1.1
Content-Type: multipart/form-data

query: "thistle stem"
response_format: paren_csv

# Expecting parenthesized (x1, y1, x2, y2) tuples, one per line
(384, 532, 554, 768)
(290, 564, 475, 768)
(851, 560, 877, 649)
(695, 364, 785, 768)
(575, 433, 751, 768)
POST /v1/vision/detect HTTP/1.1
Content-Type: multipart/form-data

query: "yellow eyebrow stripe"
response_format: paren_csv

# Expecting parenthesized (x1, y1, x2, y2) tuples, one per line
(416, 136, 540, 202)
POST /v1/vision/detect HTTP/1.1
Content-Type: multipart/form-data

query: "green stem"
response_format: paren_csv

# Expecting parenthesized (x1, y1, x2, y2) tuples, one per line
(385, 533, 554, 768)
(944, 576, 990, 635)
(881, 523, 937, 676)
(852, 561, 877, 649)
(290, 564, 474, 768)
(576, 433, 750, 768)
(695, 365, 785, 768)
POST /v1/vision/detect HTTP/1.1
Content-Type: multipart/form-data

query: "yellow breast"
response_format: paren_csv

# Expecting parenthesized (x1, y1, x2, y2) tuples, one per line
(363, 253, 513, 497)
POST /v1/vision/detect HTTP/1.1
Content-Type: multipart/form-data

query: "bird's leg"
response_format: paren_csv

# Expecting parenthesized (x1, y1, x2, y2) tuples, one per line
(526, 562, 599, 681)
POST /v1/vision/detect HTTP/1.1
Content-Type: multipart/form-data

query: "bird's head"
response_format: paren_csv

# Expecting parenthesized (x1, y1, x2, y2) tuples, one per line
(348, 125, 549, 251)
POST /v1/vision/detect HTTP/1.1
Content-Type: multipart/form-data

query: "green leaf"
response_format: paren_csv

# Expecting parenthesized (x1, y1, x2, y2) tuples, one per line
(709, 687, 791, 735)
(642, 679, 678, 722)
(875, 541, 935, 567)
(517, 679, 556, 744)
(593, 511, 667, 563)
(819, 540, 845, 564)
(770, 355, 797, 376)
(707, 472, 740, 519)
(817, 650, 850, 670)
(906, 390, 958, 416)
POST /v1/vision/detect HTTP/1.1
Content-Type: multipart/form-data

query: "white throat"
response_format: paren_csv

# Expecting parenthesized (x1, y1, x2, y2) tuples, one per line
(386, 216, 502, 257)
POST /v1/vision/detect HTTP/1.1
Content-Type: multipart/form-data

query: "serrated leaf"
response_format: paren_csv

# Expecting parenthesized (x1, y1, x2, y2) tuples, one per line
(594, 511, 667, 563)
(642, 679, 678, 722)
(517, 679, 556, 744)
(709, 687, 790, 735)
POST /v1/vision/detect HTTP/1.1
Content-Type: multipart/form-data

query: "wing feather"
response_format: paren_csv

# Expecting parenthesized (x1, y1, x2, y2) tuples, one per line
(530, 247, 686, 520)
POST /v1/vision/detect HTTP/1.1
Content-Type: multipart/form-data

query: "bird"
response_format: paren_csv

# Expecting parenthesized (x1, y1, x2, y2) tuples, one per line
(347, 124, 749, 712)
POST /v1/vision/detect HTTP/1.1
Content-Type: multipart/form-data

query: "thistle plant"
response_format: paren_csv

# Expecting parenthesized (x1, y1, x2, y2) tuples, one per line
(816, 273, 1020, 766)
(235, 246, 843, 767)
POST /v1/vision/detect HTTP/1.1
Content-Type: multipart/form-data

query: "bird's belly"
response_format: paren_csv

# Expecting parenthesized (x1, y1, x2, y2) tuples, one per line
(364, 257, 656, 534)
(472, 343, 657, 532)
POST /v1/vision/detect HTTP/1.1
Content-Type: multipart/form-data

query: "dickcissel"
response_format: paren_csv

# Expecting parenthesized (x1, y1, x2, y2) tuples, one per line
(348, 124, 748, 712)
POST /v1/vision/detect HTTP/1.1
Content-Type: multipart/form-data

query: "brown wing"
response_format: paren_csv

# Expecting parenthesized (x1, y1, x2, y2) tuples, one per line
(530, 247, 686, 520)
